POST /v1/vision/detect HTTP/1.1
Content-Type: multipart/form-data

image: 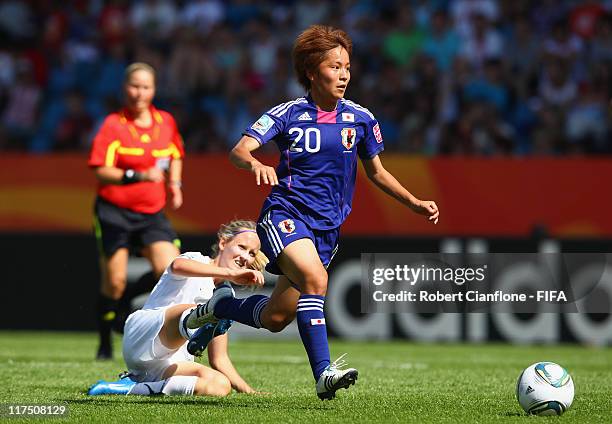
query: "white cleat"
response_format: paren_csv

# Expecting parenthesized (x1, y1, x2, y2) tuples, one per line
(316, 353, 358, 400)
(185, 282, 235, 329)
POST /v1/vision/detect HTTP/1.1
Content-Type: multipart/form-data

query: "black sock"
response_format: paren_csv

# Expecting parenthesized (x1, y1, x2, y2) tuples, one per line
(121, 271, 157, 304)
(115, 271, 158, 333)
(97, 294, 118, 348)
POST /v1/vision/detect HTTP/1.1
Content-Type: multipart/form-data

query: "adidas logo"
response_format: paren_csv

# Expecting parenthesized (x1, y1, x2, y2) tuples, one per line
(298, 112, 312, 121)
(526, 386, 534, 394)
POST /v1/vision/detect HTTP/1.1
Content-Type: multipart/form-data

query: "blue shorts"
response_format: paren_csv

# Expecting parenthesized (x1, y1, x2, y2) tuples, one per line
(257, 208, 340, 276)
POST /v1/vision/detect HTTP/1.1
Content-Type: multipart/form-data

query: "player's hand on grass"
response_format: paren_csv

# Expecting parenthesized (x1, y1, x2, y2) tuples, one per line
(230, 269, 265, 287)
(234, 382, 269, 394)
(250, 161, 278, 186)
(413, 200, 439, 224)
(238, 385, 270, 395)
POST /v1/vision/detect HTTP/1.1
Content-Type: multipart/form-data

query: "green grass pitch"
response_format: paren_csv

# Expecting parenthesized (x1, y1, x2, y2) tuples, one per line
(0, 331, 610, 423)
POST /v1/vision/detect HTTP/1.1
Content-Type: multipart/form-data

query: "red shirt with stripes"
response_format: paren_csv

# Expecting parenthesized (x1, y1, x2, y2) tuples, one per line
(88, 106, 185, 213)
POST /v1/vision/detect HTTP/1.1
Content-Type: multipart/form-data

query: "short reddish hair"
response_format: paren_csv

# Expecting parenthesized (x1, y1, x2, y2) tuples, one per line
(292, 25, 353, 91)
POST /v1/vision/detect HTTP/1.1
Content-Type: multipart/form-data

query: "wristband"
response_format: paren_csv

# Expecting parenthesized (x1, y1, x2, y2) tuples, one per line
(121, 169, 142, 184)
(169, 180, 182, 188)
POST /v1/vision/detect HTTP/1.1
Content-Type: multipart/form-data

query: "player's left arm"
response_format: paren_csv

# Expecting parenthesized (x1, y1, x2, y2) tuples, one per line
(207, 333, 255, 393)
(167, 117, 184, 210)
(362, 155, 439, 224)
(167, 157, 183, 210)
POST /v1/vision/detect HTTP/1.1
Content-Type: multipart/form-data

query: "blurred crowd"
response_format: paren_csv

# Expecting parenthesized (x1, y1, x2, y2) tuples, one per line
(0, 0, 610, 155)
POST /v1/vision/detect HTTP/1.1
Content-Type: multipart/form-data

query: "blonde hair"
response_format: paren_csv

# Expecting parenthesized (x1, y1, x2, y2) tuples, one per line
(211, 220, 269, 272)
(124, 62, 156, 84)
(250, 250, 269, 272)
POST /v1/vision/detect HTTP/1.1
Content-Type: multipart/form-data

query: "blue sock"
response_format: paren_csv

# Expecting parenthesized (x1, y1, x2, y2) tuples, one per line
(296, 294, 330, 381)
(213, 295, 269, 328)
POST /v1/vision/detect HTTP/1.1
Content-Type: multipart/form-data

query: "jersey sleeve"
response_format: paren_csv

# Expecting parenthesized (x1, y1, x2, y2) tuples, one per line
(178, 252, 207, 262)
(167, 252, 210, 281)
(88, 116, 119, 167)
(357, 117, 385, 160)
(169, 114, 185, 159)
(243, 109, 286, 145)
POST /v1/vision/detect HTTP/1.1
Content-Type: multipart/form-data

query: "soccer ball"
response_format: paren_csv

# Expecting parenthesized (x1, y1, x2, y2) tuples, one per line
(516, 362, 574, 416)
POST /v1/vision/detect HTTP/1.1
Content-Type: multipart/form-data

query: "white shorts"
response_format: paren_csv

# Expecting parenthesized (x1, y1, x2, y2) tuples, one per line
(122, 308, 194, 382)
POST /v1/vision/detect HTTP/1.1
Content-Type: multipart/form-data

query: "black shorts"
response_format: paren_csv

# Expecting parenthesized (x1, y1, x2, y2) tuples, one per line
(94, 197, 180, 258)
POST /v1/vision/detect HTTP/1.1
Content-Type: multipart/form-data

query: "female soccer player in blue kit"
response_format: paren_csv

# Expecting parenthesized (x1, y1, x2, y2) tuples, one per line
(185, 25, 439, 400)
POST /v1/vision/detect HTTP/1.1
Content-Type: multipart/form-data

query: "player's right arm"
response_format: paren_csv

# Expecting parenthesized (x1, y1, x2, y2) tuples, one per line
(93, 166, 165, 185)
(230, 106, 289, 186)
(88, 117, 165, 185)
(170, 256, 264, 287)
(229, 135, 278, 186)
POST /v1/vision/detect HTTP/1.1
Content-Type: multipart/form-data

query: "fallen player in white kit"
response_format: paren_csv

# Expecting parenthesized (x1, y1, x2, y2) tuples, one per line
(88, 220, 266, 397)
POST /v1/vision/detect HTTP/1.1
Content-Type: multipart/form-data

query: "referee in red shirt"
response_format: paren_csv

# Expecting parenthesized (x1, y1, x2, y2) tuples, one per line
(88, 63, 184, 360)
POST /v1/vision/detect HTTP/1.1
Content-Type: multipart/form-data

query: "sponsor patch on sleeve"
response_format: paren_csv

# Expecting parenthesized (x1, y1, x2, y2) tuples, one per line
(251, 114, 274, 136)
(373, 123, 383, 143)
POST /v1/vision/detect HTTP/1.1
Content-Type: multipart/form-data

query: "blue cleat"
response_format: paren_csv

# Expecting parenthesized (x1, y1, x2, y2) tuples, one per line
(88, 376, 136, 396)
(187, 319, 233, 357)
(214, 319, 233, 337)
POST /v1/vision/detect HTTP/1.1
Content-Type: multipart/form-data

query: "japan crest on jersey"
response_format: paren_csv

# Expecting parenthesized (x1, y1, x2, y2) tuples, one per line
(341, 128, 356, 150)
(278, 219, 295, 234)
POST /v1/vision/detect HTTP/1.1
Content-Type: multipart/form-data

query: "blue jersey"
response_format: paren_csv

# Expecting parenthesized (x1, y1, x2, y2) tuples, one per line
(244, 95, 385, 230)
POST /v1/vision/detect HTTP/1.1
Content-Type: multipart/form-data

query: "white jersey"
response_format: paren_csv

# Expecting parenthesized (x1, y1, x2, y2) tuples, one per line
(142, 252, 215, 310)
